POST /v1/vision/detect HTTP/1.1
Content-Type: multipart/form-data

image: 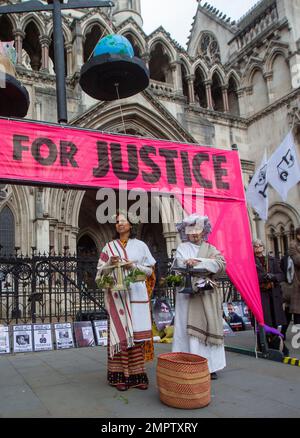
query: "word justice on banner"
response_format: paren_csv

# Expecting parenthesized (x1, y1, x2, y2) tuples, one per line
(0, 118, 242, 200)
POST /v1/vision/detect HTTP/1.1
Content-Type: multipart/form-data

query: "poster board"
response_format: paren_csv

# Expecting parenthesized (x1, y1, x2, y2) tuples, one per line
(13, 324, 33, 353)
(74, 321, 95, 347)
(54, 323, 74, 349)
(33, 324, 53, 351)
(152, 297, 174, 331)
(223, 301, 252, 332)
(0, 325, 10, 354)
(93, 320, 108, 346)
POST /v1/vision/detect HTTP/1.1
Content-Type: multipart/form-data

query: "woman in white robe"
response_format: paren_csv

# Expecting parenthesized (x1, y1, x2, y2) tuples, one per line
(172, 214, 226, 379)
(96, 211, 156, 391)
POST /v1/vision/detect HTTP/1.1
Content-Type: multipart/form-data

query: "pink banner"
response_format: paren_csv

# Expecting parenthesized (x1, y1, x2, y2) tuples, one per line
(0, 117, 264, 325)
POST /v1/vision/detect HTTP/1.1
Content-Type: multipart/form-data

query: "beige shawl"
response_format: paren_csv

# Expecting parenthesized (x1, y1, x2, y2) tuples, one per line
(187, 241, 226, 346)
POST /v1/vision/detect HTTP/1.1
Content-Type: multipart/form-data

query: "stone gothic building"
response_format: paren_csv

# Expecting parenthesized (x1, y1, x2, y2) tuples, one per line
(0, 0, 299, 261)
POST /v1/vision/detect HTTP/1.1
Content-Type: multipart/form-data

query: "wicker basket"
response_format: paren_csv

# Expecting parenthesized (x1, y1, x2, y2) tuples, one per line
(157, 352, 211, 409)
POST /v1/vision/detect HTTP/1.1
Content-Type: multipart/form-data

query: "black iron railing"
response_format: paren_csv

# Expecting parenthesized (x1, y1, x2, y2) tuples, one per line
(0, 254, 241, 325)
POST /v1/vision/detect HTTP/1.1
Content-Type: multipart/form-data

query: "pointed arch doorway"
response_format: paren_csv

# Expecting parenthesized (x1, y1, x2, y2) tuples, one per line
(77, 189, 168, 266)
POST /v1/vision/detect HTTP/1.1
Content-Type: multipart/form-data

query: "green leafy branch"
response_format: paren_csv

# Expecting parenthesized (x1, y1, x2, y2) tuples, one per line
(96, 274, 114, 289)
(124, 268, 146, 288)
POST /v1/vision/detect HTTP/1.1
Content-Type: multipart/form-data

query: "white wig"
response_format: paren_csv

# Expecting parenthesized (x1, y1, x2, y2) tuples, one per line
(176, 214, 212, 242)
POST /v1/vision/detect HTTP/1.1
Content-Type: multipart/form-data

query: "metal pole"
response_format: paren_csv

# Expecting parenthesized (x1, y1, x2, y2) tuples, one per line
(52, 0, 68, 124)
(258, 324, 269, 357)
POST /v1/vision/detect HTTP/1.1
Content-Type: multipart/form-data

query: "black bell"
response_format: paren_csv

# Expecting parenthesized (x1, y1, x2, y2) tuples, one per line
(0, 72, 29, 118)
(79, 34, 149, 101)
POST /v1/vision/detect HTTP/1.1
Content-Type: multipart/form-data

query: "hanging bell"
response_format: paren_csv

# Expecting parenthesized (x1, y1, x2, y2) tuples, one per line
(79, 34, 149, 101)
(0, 43, 29, 118)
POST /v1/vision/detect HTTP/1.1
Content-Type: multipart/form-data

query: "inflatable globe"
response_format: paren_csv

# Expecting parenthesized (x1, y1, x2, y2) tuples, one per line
(79, 34, 149, 101)
(93, 34, 134, 59)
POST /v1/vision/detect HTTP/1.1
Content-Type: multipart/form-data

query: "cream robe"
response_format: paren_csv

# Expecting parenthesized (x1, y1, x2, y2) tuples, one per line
(96, 239, 156, 342)
(172, 241, 226, 373)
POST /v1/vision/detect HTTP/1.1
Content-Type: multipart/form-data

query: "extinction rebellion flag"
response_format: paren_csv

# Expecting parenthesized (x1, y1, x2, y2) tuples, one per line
(267, 131, 300, 201)
(246, 150, 269, 221)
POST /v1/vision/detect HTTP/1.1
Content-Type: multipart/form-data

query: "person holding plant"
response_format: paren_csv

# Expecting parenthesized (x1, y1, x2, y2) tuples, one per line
(95, 211, 156, 391)
(172, 214, 226, 380)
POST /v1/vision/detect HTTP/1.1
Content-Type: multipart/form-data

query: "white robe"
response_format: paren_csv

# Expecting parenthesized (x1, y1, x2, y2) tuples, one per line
(172, 241, 226, 373)
(96, 239, 156, 342)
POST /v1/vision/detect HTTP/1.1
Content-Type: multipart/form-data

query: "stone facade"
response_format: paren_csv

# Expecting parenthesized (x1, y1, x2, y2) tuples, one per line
(0, 0, 299, 260)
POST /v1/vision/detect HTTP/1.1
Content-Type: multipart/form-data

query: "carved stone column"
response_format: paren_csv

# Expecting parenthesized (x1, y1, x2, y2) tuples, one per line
(186, 74, 195, 105)
(13, 29, 25, 66)
(70, 226, 80, 255)
(34, 187, 50, 254)
(237, 88, 245, 116)
(221, 85, 229, 112)
(141, 52, 150, 69)
(71, 19, 84, 73)
(245, 86, 254, 115)
(289, 53, 300, 90)
(65, 43, 73, 77)
(204, 80, 213, 109)
(170, 60, 183, 94)
(264, 72, 273, 102)
(39, 36, 51, 72)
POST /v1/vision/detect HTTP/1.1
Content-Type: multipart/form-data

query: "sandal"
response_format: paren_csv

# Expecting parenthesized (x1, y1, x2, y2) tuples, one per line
(116, 384, 128, 391)
(135, 384, 148, 390)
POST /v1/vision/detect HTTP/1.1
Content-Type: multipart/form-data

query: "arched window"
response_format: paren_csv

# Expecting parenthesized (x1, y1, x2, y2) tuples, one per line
(77, 234, 98, 289)
(211, 72, 224, 112)
(0, 206, 15, 256)
(0, 16, 14, 41)
(23, 22, 42, 71)
(251, 69, 268, 112)
(198, 32, 220, 64)
(49, 32, 67, 75)
(77, 234, 97, 257)
(83, 24, 105, 63)
(290, 224, 295, 241)
(228, 76, 240, 116)
(272, 55, 292, 100)
(279, 226, 288, 256)
(124, 33, 141, 58)
(181, 64, 189, 102)
(194, 67, 207, 108)
(270, 228, 279, 258)
(149, 43, 172, 84)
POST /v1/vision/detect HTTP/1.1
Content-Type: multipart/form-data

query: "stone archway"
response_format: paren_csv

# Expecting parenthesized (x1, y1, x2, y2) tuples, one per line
(77, 189, 114, 254)
(77, 234, 98, 257)
(267, 203, 300, 257)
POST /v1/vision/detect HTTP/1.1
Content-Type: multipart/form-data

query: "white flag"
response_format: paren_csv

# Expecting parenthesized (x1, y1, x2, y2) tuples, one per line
(246, 150, 269, 221)
(267, 131, 300, 201)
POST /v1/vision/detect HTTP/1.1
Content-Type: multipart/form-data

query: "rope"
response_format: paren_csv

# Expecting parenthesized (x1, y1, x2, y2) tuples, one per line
(115, 82, 127, 134)
(87, 4, 114, 62)
(291, 112, 297, 132)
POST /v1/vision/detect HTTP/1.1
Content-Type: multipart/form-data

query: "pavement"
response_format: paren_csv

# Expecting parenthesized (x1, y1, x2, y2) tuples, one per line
(224, 326, 300, 359)
(0, 336, 300, 418)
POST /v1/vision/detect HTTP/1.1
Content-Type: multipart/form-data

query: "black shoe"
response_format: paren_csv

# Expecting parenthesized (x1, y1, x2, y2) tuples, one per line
(210, 372, 218, 380)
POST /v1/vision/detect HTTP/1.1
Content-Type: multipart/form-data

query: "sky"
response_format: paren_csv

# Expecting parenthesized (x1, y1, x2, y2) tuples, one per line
(141, 0, 259, 47)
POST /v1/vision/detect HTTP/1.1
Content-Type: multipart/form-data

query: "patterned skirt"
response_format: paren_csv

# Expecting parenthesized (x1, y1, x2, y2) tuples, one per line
(107, 319, 149, 389)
